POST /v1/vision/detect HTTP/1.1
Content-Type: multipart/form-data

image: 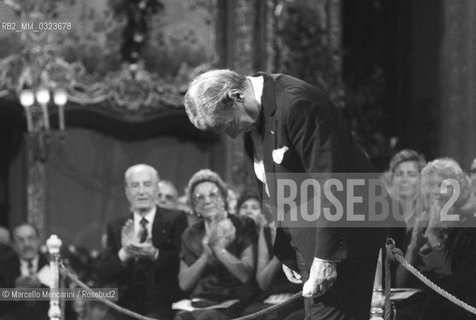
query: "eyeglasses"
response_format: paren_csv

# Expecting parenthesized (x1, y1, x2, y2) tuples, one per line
(193, 190, 222, 203)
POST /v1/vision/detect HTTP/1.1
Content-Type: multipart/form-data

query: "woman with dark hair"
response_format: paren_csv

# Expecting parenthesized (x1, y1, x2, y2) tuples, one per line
(175, 170, 258, 320)
(235, 189, 268, 229)
(236, 190, 302, 320)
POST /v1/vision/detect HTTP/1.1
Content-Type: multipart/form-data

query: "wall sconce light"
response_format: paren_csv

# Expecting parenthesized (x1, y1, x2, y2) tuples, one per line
(35, 87, 51, 130)
(19, 87, 68, 133)
(19, 89, 35, 132)
(53, 89, 68, 131)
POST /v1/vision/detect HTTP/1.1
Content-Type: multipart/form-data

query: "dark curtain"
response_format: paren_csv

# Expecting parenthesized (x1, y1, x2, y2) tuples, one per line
(9, 128, 219, 250)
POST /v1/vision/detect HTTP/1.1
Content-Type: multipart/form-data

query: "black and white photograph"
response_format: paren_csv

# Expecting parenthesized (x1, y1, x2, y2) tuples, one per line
(1, 1, 476, 319)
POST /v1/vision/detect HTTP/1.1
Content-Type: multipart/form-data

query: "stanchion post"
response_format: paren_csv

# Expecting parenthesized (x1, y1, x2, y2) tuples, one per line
(370, 248, 385, 320)
(46, 235, 62, 320)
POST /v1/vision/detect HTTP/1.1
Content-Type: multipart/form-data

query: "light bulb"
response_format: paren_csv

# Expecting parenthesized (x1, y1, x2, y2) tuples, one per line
(19, 89, 35, 108)
(35, 87, 50, 104)
(53, 89, 68, 106)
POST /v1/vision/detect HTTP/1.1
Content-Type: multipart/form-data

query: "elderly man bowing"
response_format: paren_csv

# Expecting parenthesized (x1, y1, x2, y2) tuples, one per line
(183, 69, 384, 320)
(99, 164, 187, 320)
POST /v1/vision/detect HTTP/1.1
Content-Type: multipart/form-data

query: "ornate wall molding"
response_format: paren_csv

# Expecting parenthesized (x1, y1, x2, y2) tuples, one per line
(0, 0, 216, 114)
(273, 0, 344, 107)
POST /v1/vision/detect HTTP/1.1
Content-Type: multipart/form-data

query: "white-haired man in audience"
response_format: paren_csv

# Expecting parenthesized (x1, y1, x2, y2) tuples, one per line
(99, 164, 188, 320)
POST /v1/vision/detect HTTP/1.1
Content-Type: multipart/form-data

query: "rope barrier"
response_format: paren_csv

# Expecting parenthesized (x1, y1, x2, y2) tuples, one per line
(59, 240, 476, 320)
(386, 240, 476, 316)
(60, 265, 159, 320)
(60, 263, 302, 320)
(232, 293, 302, 320)
(383, 242, 392, 320)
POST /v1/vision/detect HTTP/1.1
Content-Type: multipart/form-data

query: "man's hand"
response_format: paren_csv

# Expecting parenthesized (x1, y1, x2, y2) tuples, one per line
(118, 219, 136, 262)
(282, 264, 302, 284)
(15, 275, 41, 288)
(302, 257, 337, 298)
(127, 239, 159, 260)
(121, 219, 135, 248)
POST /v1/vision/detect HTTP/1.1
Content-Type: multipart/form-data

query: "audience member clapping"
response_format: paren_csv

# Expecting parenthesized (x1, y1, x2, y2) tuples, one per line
(175, 169, 258, 320)
(236, 190, 268, 229)
(236, 190, 302, 320)
(402, 158, 476, 320)
(383, 149, 427, 287)
(387, 149, 427, 228)
(99, 164, 188, 320)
